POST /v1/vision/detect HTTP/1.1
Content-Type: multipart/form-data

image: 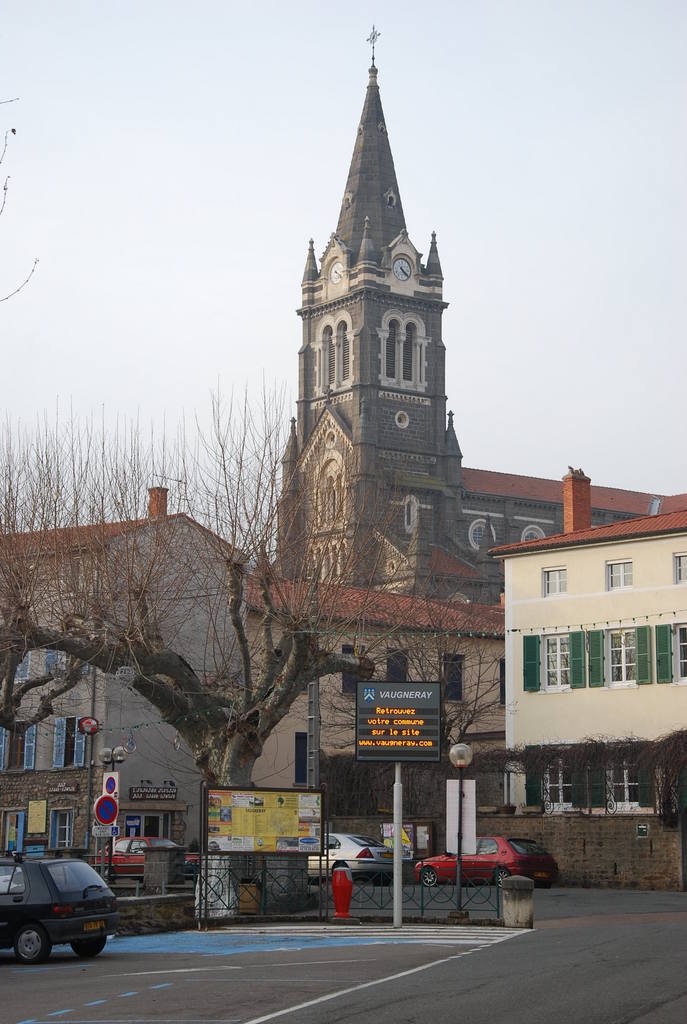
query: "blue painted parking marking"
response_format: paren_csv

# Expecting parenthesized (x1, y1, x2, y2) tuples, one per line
(84, 1000, 106, 1006)
(118, 990, 137, 997)
(108, 924, 523, 959)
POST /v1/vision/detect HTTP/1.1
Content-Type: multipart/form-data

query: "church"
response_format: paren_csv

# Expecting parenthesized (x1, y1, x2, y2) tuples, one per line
(279, 60, 684, 603)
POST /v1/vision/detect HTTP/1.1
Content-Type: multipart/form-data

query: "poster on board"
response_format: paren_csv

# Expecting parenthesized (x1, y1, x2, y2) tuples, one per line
(205, 787, 323, 854)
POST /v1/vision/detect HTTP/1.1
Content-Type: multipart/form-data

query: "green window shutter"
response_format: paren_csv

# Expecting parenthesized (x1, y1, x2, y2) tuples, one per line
(636, 625, 651, 684)
(588, 630, 605, 687)
(638, 767, 653, 807)
(523, 635, 541, 692)
(571, 770, 587, 808)
(655, 624, 673, 683)
(525, 772, 542, 806)
(590, 768, 606, 807)
(570, 631, 586, 688)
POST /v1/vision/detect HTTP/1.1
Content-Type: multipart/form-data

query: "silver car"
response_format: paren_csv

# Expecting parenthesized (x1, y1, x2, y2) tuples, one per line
(308, 832, 394, 882)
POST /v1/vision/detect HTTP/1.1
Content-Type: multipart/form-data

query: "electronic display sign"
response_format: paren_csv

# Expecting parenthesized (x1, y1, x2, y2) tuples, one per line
(355, 681, 441, 762)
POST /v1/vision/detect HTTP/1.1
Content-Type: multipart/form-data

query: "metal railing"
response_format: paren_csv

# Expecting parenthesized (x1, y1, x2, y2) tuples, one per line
(195, 857, 504, 924)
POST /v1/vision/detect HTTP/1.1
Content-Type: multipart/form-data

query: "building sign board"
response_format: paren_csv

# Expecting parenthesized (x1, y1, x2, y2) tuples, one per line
(355, 681, 441, 762)
(129, 786, 178, 800)
(204, 787, 323, 854)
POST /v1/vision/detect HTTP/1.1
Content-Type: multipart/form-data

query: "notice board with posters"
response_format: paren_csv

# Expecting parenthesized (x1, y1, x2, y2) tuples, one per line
(204, 787, 323, 854)
(355, 680, 441, 762)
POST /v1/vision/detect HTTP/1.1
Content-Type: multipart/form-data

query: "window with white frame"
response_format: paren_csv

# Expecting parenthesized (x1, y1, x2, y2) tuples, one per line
(543, 567, 567, 596)
(678, 626, 687, 680)
(468, 518, 496, 551)
(675, 554, 687, 584)
(609, 628, 636, 683)
(50, 809, 73, 849)
(544, 762, 573, 809)
(404, 495, 418, 533)
(544, 635, 570, 688)
(521, 525, 545, 542)
(608, 765, 639, 808)
(607, 560, 632, 590)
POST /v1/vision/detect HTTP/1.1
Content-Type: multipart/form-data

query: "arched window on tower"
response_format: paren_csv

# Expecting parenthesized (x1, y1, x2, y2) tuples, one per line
(403, 323, 415, 381)
(328, 332, 336, 389)
(326, 476, 336, 520)
(386, 320, 398, 378)
(338, 321, 350, 381)
(322, 326, 333, 392)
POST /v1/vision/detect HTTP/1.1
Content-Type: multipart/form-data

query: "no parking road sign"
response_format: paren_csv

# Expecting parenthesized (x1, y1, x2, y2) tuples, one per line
(94, 794, 119, 826)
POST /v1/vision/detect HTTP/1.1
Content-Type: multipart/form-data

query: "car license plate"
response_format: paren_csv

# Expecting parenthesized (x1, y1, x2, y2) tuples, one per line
(534, 871, 548, 878)
(83, 920, 105, 932)
(381, 851, 393, 858)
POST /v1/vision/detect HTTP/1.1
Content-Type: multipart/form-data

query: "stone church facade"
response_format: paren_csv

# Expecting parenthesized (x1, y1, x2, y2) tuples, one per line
(279, 63, 685, 602)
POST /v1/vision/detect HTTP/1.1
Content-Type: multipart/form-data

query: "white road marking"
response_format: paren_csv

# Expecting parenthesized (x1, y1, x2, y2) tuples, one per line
(109, 965, 243, 978)
(241, 950, 476, 1024)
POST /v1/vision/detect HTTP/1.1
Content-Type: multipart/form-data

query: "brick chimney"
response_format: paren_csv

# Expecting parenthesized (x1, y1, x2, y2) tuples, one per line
(562, 468, 591, 533)
(148, 486, 168, 519)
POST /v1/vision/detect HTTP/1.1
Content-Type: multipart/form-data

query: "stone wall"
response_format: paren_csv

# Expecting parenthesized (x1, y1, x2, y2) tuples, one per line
(117, 893, 195, 935)
(331, 811, 684, 890)
(477, 812, 682, 890)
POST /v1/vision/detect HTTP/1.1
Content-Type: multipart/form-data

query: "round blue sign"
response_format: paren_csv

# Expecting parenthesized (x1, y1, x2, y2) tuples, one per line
(94, 795, 118, 825)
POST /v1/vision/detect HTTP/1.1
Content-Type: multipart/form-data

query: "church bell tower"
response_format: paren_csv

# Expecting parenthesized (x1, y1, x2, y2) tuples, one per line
(285, 60, 464, 591)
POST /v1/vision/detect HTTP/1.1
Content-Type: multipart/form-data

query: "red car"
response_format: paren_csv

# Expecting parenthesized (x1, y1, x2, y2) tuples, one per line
(109, 837, 199, 878)
(414, 836, 558, 888)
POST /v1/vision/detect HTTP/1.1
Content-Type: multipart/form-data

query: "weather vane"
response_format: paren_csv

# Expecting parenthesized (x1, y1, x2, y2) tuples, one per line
(367, 25, 381, 66)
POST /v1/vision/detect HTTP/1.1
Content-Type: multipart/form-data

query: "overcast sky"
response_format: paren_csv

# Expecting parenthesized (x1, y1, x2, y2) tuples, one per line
(2, 1, 685, 496)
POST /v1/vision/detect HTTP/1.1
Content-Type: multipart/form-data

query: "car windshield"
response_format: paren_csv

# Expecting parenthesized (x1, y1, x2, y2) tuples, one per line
(45, 859, 107, 894)
(146, 839, 177, 848)
(508, 839, 550, 855)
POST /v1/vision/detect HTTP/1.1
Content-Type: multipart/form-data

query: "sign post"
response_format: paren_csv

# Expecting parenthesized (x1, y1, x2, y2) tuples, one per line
(356, 681, 441, 929)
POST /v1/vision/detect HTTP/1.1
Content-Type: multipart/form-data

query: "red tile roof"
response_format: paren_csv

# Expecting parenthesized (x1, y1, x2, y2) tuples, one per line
(491, 508, 687, 557)
(461, 467, 682, 516)
(429, 546, 480, 580)
(245, 577, 504, 636)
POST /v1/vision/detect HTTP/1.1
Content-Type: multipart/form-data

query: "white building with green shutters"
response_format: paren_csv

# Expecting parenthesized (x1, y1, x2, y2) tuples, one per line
(492, 470, 687, 814)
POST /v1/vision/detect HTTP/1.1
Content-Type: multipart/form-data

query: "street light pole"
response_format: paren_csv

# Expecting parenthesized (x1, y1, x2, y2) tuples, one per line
(449, 742, 473, 911)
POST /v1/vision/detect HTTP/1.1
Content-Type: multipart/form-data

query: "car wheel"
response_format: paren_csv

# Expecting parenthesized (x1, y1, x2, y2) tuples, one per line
(496, 867, 511, 886)
(70, 937, 108, 958)
(420, 866, 439, 888)
(14, 923, 52, 964)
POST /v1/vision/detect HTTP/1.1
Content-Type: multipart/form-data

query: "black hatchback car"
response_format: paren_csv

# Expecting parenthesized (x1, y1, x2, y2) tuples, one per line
(0, 855, 119, 964)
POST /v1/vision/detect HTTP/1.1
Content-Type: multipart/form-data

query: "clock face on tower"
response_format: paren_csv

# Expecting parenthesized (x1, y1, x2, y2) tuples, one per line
(393, 257, 412, 281)
(329, 261, 344, 284)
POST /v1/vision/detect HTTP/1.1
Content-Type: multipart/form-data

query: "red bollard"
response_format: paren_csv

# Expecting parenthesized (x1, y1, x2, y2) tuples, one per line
(331, 865, 353, 919)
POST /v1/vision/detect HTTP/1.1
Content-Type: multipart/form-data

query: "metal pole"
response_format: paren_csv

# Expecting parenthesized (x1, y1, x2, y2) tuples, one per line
(456, 766, 464, 911)
(393, 761, 402, 929)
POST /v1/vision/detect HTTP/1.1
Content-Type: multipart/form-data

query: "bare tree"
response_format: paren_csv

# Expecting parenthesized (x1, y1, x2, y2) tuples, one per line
(1, 104, 38, 302)
(0, 396, 393, 786)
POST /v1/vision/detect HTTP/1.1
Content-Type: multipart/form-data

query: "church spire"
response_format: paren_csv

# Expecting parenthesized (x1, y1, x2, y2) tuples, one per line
(335, 64, 406, 261)
(301, 238, 319, 284)
(426, 231, 443, 278)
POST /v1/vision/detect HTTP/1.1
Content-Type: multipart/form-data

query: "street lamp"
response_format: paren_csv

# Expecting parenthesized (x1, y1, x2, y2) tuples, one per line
(449, 742, 473, 910)
(100, 745, 126, 880)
